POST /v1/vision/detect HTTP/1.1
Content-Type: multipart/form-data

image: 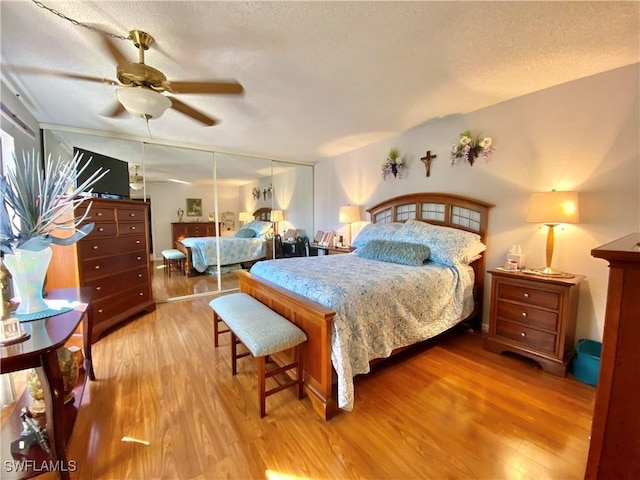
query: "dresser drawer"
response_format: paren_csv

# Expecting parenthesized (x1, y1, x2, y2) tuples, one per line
(78, 205, 116, 222)
(83, 266, 149, 300)
(87, 223, 118, 238)
(496, 300, 559, 332)
(496, 319, 557, 353)
(81, 252, 148, 281)
(79, 234, 146, 259)
(118, 221, 145, 235)
(92, 286, 151, 324)
(497, 282, 561, 310)
(117, 207, 145, 223)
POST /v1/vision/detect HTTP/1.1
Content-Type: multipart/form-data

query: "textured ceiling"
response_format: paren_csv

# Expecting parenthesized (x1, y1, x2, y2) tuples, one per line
(1, 1, 639, 164)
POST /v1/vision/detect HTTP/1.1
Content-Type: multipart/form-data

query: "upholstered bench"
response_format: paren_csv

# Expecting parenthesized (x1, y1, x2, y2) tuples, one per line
(161, 249, 186, 277)
(209, 293, 307, 417)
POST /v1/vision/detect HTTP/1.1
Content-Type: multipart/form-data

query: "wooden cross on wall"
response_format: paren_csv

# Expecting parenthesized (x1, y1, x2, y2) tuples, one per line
(420, 150, 437, 177)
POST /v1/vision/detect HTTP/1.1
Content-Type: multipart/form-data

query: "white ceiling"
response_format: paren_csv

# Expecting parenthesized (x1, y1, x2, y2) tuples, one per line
(1, 1, 639, 165)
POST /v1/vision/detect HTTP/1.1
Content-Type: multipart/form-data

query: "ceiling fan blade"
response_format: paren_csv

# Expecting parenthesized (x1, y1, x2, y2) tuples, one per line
(166, 81, 244, 95)
(101, 102, 127, 118)
(4, 65, 117, 85)
(169, 97, 218, 126)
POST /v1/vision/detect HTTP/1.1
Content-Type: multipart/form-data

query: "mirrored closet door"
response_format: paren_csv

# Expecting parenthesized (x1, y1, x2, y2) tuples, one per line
(42, 127, 313, 304)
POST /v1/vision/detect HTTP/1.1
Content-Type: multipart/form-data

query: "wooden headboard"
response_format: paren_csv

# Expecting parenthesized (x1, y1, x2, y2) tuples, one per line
(368, 192, 494, 328)
(253, 207, 272, 221)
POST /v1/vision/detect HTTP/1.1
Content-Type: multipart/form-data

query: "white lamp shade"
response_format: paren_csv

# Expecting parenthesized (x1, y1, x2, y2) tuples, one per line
(116, 87, 172, 119)
(527, 191, 579, 224)
(129, 165, 144, 190)
(129, 180, 144, 191)
(238, 211, 252, 222)
(339, 205, 361, 224)
(270, 210, 284, 222)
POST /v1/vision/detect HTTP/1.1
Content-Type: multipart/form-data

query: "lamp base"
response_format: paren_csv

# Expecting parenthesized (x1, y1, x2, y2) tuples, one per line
(522, 267, 575, 279)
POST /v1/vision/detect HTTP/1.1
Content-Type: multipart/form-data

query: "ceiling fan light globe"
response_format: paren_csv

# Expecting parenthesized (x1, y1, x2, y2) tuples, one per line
(116, 87, 171, 119)
(129, 181, 144, 191)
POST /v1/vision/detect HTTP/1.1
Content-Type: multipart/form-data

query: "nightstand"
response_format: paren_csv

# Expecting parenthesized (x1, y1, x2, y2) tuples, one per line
(484, 268, 585, 376)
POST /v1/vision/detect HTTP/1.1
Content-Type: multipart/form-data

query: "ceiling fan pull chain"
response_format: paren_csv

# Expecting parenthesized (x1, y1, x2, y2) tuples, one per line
(30, 0, 130, 42)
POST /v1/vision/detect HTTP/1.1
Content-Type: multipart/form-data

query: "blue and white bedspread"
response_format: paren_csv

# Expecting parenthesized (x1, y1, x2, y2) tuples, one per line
(249, 253, 474, 411)
(181, 237, 266, 273)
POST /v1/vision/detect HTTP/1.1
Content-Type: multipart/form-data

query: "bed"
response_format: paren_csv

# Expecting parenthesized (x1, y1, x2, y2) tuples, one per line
(177, 208, 272, 275)
(236, 193, 493, 420)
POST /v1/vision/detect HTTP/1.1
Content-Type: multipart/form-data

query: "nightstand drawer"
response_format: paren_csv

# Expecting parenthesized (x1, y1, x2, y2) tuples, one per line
(496, 320, 557, 353)
(497, 282, 561, 310)
(496, 300, 559, 332)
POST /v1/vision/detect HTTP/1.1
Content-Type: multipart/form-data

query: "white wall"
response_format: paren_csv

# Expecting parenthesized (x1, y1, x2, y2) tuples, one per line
(314, 63, 640, 342)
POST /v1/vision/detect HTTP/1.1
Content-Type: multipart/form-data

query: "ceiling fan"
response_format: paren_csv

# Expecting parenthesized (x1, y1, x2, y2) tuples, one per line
(98, 30, 244, 126)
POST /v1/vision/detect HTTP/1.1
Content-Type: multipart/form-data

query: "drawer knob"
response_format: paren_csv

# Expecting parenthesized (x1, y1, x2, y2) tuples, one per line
(138, 273, 143, 278)
(136, 240, 141, 244)
(137, 256, 142, 260)
(97, 212, 103, 216)
(95, 286, 101, 291)
(524, 293, 530, 298)
(131, 226, 136, 230)
(94, 265, 100, 270)
(92, 245, 99, 250)
(139, 292, 143, 296)
(98, 309, 103, 313)
(130, 213, 135, 217)
(98, 227, 104, 232)
(521, 312, 528, 317)
(521, 332, 526, 337)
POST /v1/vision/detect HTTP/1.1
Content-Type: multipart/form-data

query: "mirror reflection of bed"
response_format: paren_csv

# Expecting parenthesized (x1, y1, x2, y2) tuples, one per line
(153, 208, 273, 298)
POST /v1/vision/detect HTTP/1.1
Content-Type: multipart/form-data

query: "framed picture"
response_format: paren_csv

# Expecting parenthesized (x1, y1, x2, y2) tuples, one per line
(186, 198, 202, 217)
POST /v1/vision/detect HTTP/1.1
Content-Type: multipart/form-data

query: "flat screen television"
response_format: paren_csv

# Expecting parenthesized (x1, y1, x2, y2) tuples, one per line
(74, 148, 130, 199)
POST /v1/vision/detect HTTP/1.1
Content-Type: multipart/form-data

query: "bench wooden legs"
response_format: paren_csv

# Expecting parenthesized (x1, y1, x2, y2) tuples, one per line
(229, 330, 304, 418)
(213, 311, 230, 348)
(258, 346, 304, 418)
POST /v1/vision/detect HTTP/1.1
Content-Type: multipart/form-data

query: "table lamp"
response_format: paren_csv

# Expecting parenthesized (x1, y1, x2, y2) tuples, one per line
(339, 205, 362, 247)
(238, 211, 252, 225)
(526, 190, 579, 276)
(270, 210, 284, 234)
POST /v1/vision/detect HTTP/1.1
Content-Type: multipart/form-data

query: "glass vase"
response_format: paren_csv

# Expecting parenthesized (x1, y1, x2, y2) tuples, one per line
(3, 246, 52, 315)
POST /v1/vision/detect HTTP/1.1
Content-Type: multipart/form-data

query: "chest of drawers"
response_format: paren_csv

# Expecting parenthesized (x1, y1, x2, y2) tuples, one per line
(172, 222, 222, 246)
(47, 198, 155, 343)
(484, 269, 584, 375)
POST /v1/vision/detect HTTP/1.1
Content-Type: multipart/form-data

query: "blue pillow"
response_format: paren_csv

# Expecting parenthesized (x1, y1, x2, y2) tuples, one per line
(355, 240, 430, 266)
(235, 228, 256, 238)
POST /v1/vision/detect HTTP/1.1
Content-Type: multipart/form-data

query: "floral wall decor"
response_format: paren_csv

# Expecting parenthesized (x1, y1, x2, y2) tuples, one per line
(450, 130, 494, 166)
(381, 148, 406, 180)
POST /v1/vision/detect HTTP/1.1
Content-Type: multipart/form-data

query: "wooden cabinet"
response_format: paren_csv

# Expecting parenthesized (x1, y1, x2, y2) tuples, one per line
(586, 233, 640, 479)
(47, 199, 155, 343)
(484, 269, 584, 375)
(171, 222, 221, 246)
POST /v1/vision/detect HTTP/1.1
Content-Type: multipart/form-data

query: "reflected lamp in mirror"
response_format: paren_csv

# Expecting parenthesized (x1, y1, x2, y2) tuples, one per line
(116, 87, 171, 120)
(339, 205, 362, 247)
(526, 190, 579, 276)
(270, 210, 284, 234)
(238, 211, 252, 225)
(129, 164, 144, 191)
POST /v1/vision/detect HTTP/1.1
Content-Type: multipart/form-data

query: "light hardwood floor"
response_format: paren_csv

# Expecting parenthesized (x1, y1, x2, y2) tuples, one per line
(45, 296, 595, 479)
(151, 260, 241, 301)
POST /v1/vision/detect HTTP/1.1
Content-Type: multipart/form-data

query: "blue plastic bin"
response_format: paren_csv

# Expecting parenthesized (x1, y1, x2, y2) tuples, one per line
(571, 339, 602, 387)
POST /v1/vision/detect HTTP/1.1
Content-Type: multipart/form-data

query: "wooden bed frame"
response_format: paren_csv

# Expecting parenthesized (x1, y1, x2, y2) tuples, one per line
(236, 193, 493, 420)
(176, 207, 272, 275)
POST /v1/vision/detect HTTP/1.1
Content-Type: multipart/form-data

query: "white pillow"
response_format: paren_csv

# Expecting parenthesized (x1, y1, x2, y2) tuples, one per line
(398, 220, 485, 265)
(351, 222, 403, 248)
(242, 220, 272, 238)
